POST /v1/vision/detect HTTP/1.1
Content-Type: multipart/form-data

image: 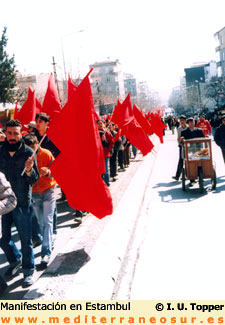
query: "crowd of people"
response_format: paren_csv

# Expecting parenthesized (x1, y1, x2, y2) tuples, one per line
(0, 108, 224, 291)
(0, 112, 137, 290)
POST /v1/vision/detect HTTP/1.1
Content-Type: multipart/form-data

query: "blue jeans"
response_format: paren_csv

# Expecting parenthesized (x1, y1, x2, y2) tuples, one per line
(53, 206, 57, 235)
(32, 209, 42, 243)
(32, 187, 56, 257)
(102, 157, 110, 186)
(0, 204, 34, 276)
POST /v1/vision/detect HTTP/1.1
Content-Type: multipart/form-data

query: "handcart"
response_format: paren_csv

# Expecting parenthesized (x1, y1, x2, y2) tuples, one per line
(182, 137, 216, 193)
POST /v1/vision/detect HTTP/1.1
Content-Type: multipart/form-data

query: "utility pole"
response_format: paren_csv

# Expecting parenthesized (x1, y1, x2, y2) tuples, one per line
(52, 56, 62, 103)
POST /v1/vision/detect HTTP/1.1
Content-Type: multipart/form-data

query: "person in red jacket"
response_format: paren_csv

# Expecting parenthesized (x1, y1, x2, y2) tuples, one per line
(196, 114, 212, 136)
(97, 119, 114, 187)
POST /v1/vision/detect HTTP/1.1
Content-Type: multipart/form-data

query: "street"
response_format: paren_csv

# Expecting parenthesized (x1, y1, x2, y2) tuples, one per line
(0, 130, 224, 300)
(113, 131, 225, 300)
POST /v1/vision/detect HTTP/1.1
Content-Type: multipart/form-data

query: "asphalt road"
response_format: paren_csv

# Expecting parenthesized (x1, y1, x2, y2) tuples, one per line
(1, 130, 224, 300)
(113, 132, 225, 300)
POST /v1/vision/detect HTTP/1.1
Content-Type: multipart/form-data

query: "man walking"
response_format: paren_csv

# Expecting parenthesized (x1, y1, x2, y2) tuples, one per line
(181, 117, 205, 187)
(214, 115, 225, 163)
(24, 134, 56, 266)
(172, 115, 187, 181)
(35, 112, 60, 236)
(0, 120, 39, 287)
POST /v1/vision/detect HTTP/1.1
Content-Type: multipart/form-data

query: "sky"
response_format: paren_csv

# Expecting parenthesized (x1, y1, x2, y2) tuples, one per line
(1, 0, 225, 103)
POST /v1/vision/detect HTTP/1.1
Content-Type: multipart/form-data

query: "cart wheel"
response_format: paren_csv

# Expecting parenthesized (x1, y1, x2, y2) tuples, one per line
(211, 168, 217, 190)
(182, 168, 186, 191)
(198, 167, 204, 193)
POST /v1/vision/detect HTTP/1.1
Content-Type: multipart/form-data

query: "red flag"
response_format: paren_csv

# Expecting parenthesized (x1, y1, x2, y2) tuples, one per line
(133, 104, 153, 135)
(16, 88, 36, 129)
(149, 112, 167, 144)
(14, 102, 19, 119)
(67, 74, 78, 102)
(47, 70, 113, 219)
(112, 95, 153, 156)
(113, 129, 122, 143)
(104, 114, 111, 121)
(111, 96, 134, 128)
(42, 73, 61, 119)
(93, 110, 101, 122)
(122, 119, 154, 156)
(35, 97, 42, 114)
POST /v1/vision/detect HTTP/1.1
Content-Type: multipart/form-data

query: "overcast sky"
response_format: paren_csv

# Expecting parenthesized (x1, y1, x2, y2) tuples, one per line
(1, 0, 225, 103)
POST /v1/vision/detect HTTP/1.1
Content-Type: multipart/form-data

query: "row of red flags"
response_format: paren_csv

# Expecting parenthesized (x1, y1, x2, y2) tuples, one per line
(13, 71, 166, 219)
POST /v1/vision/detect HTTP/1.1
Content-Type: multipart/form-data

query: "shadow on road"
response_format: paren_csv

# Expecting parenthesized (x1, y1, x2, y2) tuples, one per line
(21, 249, 91, 300)
(43, 248, 90, 276)
(155, 176, 225, 203)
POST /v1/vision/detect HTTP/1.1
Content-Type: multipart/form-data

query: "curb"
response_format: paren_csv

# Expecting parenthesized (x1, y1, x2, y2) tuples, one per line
(25, 135, 160, 300)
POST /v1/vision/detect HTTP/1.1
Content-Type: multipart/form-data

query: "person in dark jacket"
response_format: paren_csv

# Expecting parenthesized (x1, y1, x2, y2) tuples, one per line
(0, 120, 39, 288)
(181, 117, 205, 140)
(210, 114, 221, 137)
(108, 123, 118, 182)
(172, 115, 187, 181)
(214, 115, 225, 163)
(180, 117, 205, 187)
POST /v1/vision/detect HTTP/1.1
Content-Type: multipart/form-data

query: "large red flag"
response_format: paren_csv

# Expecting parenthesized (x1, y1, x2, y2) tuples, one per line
(67, 74, 78, 102)
(112, 95, 153, 156)
(42, 73, 61, 119)
(133, 104, 153, 135)
(122, 119, 154, 156)
(47, 71, 113, 219)
(16, 88, 36, 129)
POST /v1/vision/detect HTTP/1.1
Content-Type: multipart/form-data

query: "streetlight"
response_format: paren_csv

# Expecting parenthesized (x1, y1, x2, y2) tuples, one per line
(61, 29, 85, 85)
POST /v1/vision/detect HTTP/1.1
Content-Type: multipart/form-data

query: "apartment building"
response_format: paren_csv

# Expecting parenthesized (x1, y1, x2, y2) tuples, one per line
(124, 73, 137, 99)
(89, 59, 125, 114)
(214, 26, 225, 78)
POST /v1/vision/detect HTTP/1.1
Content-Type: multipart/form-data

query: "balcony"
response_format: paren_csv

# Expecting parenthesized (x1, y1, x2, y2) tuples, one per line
(216, 45, 221, 52)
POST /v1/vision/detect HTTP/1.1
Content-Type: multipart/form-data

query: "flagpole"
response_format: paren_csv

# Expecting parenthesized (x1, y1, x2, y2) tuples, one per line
(21, 134, 47, 176)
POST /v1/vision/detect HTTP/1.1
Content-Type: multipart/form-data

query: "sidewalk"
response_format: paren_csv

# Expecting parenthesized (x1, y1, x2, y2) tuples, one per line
(24, 134, 161, 300)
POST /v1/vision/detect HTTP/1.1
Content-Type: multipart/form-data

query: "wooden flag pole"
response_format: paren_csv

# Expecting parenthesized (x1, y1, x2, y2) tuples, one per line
(21, 134, 47, 176)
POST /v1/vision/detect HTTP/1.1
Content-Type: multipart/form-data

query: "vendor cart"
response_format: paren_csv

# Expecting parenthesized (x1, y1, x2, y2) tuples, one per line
(182, 137, 216, 193)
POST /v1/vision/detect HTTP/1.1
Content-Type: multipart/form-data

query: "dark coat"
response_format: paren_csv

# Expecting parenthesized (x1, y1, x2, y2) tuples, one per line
(181, 127, 204, 140)
(0, 141, 39, 206)
(214, 123, 225, 150)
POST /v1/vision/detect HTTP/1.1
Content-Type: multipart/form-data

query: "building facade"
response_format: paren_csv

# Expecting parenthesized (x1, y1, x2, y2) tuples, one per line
(15, 72, 65, 105)
(184, 61, 217, 86)
(184, 62, 218, 113)
(214, 26, 225, 78)
(89, 60, 125, 114)
(124, 73, 137, 99)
